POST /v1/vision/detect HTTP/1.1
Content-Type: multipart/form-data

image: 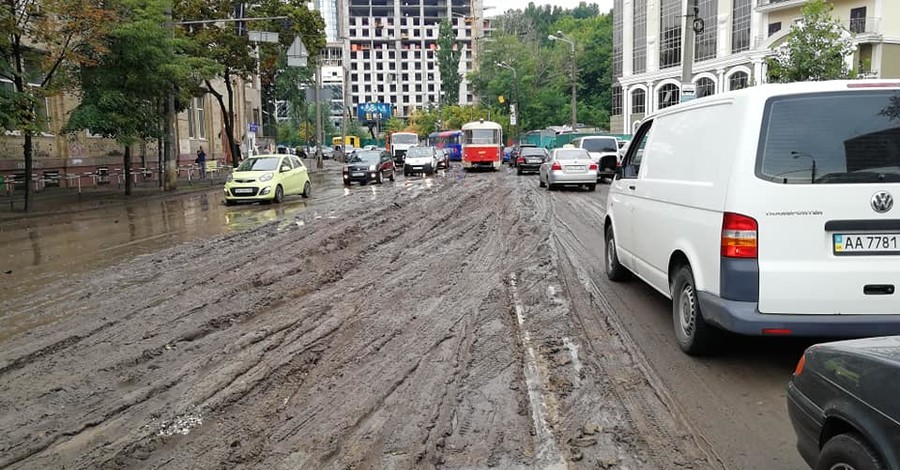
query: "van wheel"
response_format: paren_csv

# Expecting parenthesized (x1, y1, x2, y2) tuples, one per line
(605, 227, 629, 282)
(671, 265, 722, 356)
(587, 184, 597, 192)
(815, 433, 885, 470)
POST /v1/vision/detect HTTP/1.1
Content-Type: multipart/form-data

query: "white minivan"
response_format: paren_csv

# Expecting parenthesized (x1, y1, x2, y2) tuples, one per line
(604, 80, 900, 355)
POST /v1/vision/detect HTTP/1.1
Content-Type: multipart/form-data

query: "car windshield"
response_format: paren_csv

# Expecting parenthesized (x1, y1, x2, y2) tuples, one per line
(582, 138, 618, 153)
(407, 147, 433, 157)
(760, 91, 900, 184)
(236, 157, 280, 171)
(349, 151, 381, 163)
(392, 134, 418, 144)
(555, 149, 589, 160)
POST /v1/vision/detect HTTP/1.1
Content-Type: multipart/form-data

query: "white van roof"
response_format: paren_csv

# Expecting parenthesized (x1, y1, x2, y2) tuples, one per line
(646, 80, 900, 121)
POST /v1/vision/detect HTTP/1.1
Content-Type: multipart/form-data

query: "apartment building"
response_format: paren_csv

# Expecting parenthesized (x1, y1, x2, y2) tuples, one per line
(341, 0, 485, 118)
(610, 0, 900, 134)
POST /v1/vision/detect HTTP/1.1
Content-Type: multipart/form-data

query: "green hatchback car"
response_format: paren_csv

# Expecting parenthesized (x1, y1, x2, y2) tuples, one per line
(224, 154, 311, 205)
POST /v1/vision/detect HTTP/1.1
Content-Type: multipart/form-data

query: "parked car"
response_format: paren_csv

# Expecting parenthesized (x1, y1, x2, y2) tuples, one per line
(307, 145, 334, 159)
(224, 154, 311, 205)
(539, 147, 598, 191)
(516, 147, 549, 175)
(343, 149, 396, 185)
(570, 135, 620, 181)
(436, 148, 450, 170)
(404, 146, 439, 176)
(788, 336, 900, 470)
(604, 80, 900, 356)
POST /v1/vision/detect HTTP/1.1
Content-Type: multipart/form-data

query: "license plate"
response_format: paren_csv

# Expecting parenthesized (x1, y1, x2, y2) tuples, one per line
(566, 165, 585, 172)
(351, 172, 364, 177)
(233, 188, 253, 194)
(833, 233, 900, 255)
(526, 158, 540, 163)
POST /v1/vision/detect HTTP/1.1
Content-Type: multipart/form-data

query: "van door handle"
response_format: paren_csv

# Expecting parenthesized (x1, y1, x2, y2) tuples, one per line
(628, 185, 636, 190)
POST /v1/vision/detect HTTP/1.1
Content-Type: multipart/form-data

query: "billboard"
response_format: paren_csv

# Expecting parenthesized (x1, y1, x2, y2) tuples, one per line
(358, 102, 392, 121)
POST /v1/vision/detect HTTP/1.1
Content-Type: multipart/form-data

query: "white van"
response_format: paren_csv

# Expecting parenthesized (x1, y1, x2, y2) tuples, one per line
(604, 80, 900, 355)
(570, 136, 621, 181)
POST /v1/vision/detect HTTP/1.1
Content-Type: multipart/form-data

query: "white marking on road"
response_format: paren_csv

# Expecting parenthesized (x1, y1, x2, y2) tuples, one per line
(509, 273, 567, 468)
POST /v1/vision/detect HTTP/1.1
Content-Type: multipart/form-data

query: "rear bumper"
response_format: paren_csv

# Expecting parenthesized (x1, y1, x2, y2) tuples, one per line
(518, 163, 541, 172)
(699, 292, 900, 336)
(548, 171, 597, 185)
(786, 382, 822, 469)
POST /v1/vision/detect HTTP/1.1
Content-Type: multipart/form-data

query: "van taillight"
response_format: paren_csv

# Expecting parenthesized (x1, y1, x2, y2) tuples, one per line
(551, 161, 562, 171)
(722, 212, 758, 258)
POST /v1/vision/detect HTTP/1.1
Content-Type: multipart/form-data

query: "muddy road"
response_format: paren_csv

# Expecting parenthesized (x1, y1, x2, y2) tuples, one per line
(0, 165, 804, 469)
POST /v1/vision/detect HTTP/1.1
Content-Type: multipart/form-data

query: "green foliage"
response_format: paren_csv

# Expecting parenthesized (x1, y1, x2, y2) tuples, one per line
(469, 5, 611, 133)
(766, 0, 855, 83)
(385, 116, 408, 133)
(436, 20, 462, 106)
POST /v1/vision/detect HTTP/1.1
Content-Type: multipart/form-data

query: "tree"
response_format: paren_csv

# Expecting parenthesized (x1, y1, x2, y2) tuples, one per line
(766, 0, 855, 83)
(436, 20, 462, 107)
(0, 0, 115, 211)
(66, 0, 219, 195)
(174, 0, 325, 167)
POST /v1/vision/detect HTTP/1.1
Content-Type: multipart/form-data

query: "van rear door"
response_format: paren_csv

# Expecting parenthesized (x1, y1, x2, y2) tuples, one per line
(748, 89, 900, 315)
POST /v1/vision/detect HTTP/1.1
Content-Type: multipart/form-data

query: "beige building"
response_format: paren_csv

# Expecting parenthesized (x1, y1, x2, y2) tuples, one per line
(611, 0, 900, 135)
(0, 78, 260, 178)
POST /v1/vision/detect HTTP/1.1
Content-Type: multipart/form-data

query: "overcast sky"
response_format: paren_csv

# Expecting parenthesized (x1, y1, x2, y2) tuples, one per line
(483, 0, 614, 16)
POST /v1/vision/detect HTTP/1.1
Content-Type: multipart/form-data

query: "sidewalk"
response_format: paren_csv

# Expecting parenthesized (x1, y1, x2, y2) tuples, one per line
(0, 158, 332, 221)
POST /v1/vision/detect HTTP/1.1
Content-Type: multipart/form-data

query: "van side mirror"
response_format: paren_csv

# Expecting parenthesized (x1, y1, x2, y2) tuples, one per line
(615, 166, 624, 180)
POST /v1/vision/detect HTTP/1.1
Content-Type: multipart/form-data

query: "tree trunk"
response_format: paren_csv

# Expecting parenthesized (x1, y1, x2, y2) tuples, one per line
(23, 131, 33, 211)
(12, 32, 34, 212)
(207, 73, 241, 168)
(123, 144, 133, 196)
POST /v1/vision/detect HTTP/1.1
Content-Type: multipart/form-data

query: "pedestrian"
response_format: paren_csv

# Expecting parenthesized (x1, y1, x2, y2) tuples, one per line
(195, 147, 207, 179)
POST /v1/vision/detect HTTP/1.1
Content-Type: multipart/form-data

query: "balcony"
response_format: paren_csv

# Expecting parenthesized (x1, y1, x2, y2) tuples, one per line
(847, 17, 882, 39)
(756, 0, 806, 13)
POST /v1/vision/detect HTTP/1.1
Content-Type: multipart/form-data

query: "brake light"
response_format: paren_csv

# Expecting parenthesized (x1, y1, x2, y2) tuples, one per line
(517, 157, 525, 163)
(793, 354, 806, 376)
(762, 328, 792, 336)
(551, 161, 562, 171)
(722, 212, 758, 258)
(589, 162, 598, 170)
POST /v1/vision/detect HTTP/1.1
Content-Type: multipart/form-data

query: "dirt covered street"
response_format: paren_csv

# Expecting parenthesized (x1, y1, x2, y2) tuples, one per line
(0, 166, 720, 469)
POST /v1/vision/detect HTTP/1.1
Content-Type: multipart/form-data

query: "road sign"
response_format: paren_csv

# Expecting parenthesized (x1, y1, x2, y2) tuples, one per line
(287, 36, 308, 67)
(510, 104, 517, 126)
(248, 31, 279, 43)
(249, 123, 259, 133)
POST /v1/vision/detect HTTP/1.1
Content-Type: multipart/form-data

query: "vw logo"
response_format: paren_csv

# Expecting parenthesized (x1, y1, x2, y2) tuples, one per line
(871, 191, 894, 214)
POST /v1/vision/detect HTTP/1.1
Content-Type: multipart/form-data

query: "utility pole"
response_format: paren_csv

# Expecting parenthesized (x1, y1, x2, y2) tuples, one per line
(164, 6, 178, 190)
(548, 31, 576, 130)
(315, 62, 324, 169)
(681, 0, 701, 102)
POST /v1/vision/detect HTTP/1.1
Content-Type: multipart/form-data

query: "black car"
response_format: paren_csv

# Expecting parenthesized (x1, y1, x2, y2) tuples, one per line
(436, 148, 450, 170)
(343, 150, 396, 185)
(787, 336, 900, 470)
(509, 143, 537, 167)
(515, 147, 549, 175)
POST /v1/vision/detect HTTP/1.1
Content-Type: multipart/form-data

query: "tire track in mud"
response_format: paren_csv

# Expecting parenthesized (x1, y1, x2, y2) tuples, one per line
(539, 184, 723, 469)
(0, 170, 541, 469)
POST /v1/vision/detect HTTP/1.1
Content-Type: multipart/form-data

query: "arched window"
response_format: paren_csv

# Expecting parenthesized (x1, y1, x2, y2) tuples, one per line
(696, 77, 715, 97)
(729, 71, 749, 91)
(631, 89, 646, 114)
(658, 83, 680, 109)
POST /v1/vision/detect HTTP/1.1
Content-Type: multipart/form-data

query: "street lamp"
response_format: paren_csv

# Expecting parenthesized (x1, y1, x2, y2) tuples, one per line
(548, 31, 576, 130)
(495, 61, 519, 143)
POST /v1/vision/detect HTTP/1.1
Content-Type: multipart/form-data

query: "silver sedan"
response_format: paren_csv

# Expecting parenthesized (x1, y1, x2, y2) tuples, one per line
(538, 147, 598, 191)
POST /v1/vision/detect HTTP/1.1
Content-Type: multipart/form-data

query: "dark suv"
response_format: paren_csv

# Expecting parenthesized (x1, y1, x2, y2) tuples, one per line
(515, 147, 549, 175)
(343, 150, 396, 185)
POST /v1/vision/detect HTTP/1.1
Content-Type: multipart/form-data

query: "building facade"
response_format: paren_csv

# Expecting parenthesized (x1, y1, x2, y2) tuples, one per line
(341, 0, 485, 118)
(611, 0, 900, 135)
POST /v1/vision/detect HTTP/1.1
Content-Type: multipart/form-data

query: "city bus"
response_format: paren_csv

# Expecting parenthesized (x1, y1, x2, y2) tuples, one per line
(428, 130, 463, 161)
(461, 120, 503, 170)
(386, 131, 419, 164)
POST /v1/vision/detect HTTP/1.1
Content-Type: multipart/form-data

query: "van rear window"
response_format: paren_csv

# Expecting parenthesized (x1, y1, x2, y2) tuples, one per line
(758, 91, 900, 184)
(582, 138, 618, 153)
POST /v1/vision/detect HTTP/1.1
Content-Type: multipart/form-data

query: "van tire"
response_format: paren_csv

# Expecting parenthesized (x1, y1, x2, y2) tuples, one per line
(587, 184, 597, 192)
(671, 265, 722, 356)
(815, 433, 884, 470)
(605, 228, 629, 282)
